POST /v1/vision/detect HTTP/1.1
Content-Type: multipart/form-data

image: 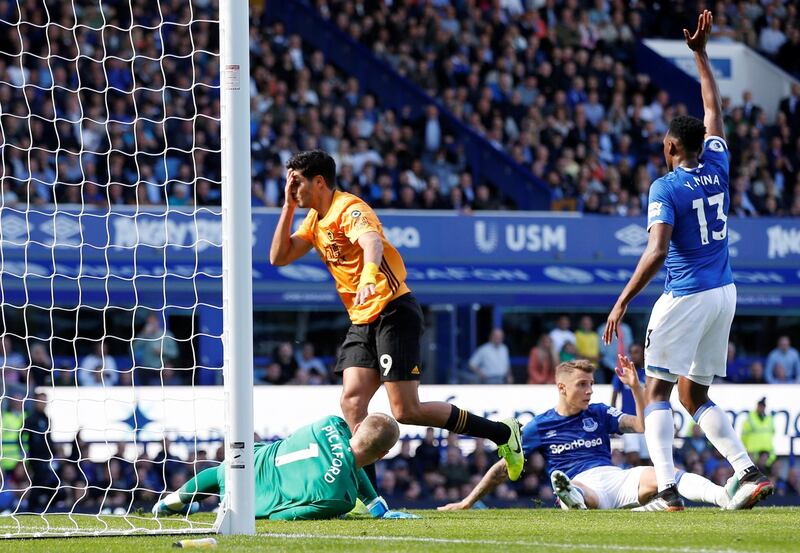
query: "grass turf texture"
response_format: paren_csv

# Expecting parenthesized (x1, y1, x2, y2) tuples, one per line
(2, 508, 799, 552)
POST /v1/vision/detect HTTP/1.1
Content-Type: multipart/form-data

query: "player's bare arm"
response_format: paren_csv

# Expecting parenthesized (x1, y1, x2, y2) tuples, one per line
(685, 10, 725, 140)
(437, 459, 508, 511)
(354, 231, 383, 306)
(603, 223, 672, 345)
(616, 354, 645, 433)
(269, 169, 313, 266)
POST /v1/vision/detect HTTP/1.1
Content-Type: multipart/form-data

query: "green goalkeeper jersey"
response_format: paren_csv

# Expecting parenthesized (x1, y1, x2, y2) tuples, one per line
(217, 415, 378, 520)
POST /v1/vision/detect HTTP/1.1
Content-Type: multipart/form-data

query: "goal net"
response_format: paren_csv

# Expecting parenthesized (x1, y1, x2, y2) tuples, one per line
(0, 0, 253, 538)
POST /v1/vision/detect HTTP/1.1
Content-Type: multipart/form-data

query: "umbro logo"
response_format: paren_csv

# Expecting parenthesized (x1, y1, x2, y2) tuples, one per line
(545, 430, 557, 439)
(615, 224, 648, 256)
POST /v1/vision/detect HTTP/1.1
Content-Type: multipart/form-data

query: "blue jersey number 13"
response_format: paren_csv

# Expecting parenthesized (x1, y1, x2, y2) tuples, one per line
(692, 192, 727, 245)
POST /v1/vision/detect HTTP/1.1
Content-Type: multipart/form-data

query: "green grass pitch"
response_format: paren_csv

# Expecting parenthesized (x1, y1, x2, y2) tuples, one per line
(2, 508, 799, 552)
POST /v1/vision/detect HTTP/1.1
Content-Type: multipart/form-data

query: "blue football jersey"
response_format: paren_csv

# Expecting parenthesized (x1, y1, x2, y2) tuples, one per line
(647, 135, 734, 296)
(521, 403, 624, 479)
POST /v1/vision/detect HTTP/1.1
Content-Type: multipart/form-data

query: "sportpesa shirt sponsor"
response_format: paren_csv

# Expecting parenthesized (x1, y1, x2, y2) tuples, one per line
(521, 403, 624, 479)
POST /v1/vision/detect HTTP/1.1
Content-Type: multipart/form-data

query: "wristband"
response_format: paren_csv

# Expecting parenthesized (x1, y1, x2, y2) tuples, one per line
(365, 496, 388, 518)
(358, 262, 380, 289)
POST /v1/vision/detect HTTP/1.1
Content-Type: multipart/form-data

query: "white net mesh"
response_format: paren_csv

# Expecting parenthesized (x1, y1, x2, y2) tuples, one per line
(0, 0, 226, 537)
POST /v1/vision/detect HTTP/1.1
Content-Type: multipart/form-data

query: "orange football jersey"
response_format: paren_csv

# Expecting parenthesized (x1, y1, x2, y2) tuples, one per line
(295, 191, 411, 324)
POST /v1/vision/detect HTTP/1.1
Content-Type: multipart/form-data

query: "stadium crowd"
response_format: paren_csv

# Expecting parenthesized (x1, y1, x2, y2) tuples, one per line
(313, 0, 800, 216)
(1, 1, 799, 216)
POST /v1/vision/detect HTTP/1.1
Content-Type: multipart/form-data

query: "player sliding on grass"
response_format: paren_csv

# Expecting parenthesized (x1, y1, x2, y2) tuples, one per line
(269, 150, 524, 482)
(440, 358, 734, 511)
(153, 413, 417, 520)
(603, 10, 773, 511)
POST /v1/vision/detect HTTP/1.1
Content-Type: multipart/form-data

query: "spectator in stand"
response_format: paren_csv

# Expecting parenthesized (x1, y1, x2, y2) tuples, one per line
(23, 393, 57, 512)
(527, 334, 556, 384)
(261, 362, 286, 385)
(78, 341, 119, 387)
(766, 362, 792, 384)
(549, 316, 576, 362)
(725, 342, 749, 383)
(28, 342, 53, 388)
(466, 328, 511, 384)
(765, 336, 800, 383)
(440, 445, 471, 498)
(559, 341, 579, 363)
(1, 336, 27, 393)
(272, 342, 299, 384)
(759, 17, 787, 57)
(574, 315, 600, 366)
(414, 427, 441, 480)
(743, 360, 767, 384)
(132, 313, 180, 385)
(295, 342, 329, 384)
(741, 397, 776, 468)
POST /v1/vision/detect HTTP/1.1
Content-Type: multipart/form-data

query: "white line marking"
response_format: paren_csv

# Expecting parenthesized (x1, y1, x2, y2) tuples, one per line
(259, 532, 755, 553)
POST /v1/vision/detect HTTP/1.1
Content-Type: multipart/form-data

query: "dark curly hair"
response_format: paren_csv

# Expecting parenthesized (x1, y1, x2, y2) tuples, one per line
(667, 116, 706, 156)
(286, 150, 336, 189)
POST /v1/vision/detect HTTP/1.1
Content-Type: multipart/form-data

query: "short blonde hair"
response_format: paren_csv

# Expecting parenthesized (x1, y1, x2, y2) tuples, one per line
(355, 413, 400, 457)
(555, 359, 596, 382)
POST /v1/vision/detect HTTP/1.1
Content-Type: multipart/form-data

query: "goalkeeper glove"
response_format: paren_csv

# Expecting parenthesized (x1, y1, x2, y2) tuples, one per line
(382, 510, 421, 519)
(365, 496, 421, 519)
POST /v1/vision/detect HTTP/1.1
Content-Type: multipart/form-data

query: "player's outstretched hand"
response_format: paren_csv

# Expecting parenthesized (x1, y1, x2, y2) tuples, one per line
(616, 354, 641, 388)
(602, 302, 626, 345)
(684, 9, 712, 52)
(382, 510, 421, 519)
(437, 500, 470, 511)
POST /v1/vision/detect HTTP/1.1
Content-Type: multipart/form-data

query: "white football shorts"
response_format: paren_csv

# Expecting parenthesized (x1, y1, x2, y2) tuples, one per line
(644, 283, 736, 386)
(572, 465, 648, 510)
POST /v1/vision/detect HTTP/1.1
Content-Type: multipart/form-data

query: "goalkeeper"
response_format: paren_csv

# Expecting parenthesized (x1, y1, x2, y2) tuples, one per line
(152, 413, 416, 520)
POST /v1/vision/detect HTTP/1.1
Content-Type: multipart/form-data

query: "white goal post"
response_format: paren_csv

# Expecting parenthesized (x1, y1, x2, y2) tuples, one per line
(0, 0, 254, 538)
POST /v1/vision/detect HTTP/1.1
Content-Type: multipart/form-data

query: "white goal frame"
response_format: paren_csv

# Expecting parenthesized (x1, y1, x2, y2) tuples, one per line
(0, 0, 255, 538)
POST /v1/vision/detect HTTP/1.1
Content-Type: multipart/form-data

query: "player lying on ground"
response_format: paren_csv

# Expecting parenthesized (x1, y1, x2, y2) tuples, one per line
(439, 358, 734, 511)
(152, 413, 417, 520)
(603, 10, 773, 511)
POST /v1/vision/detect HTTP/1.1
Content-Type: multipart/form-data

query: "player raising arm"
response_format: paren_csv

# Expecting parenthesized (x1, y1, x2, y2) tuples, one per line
(269, 150, 524, 484)
(603, 10, 772, 511)
(439, 358, 732, 511)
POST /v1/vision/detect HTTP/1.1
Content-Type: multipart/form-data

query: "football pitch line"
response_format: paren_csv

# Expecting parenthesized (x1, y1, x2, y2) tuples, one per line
(260, 531, 754, 553)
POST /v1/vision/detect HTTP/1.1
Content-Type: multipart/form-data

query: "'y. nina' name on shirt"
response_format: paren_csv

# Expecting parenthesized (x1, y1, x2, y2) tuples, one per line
(684, 173, 720, 190)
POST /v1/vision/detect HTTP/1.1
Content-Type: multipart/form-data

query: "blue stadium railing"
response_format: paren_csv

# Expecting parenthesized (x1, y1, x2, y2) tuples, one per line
(264, 0, 553, 210)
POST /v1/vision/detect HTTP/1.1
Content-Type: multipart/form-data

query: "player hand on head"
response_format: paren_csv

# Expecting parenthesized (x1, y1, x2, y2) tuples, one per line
(284, 169, 299, 208)
(615, 354, 641, 388)
(684, 9, 712, 52)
